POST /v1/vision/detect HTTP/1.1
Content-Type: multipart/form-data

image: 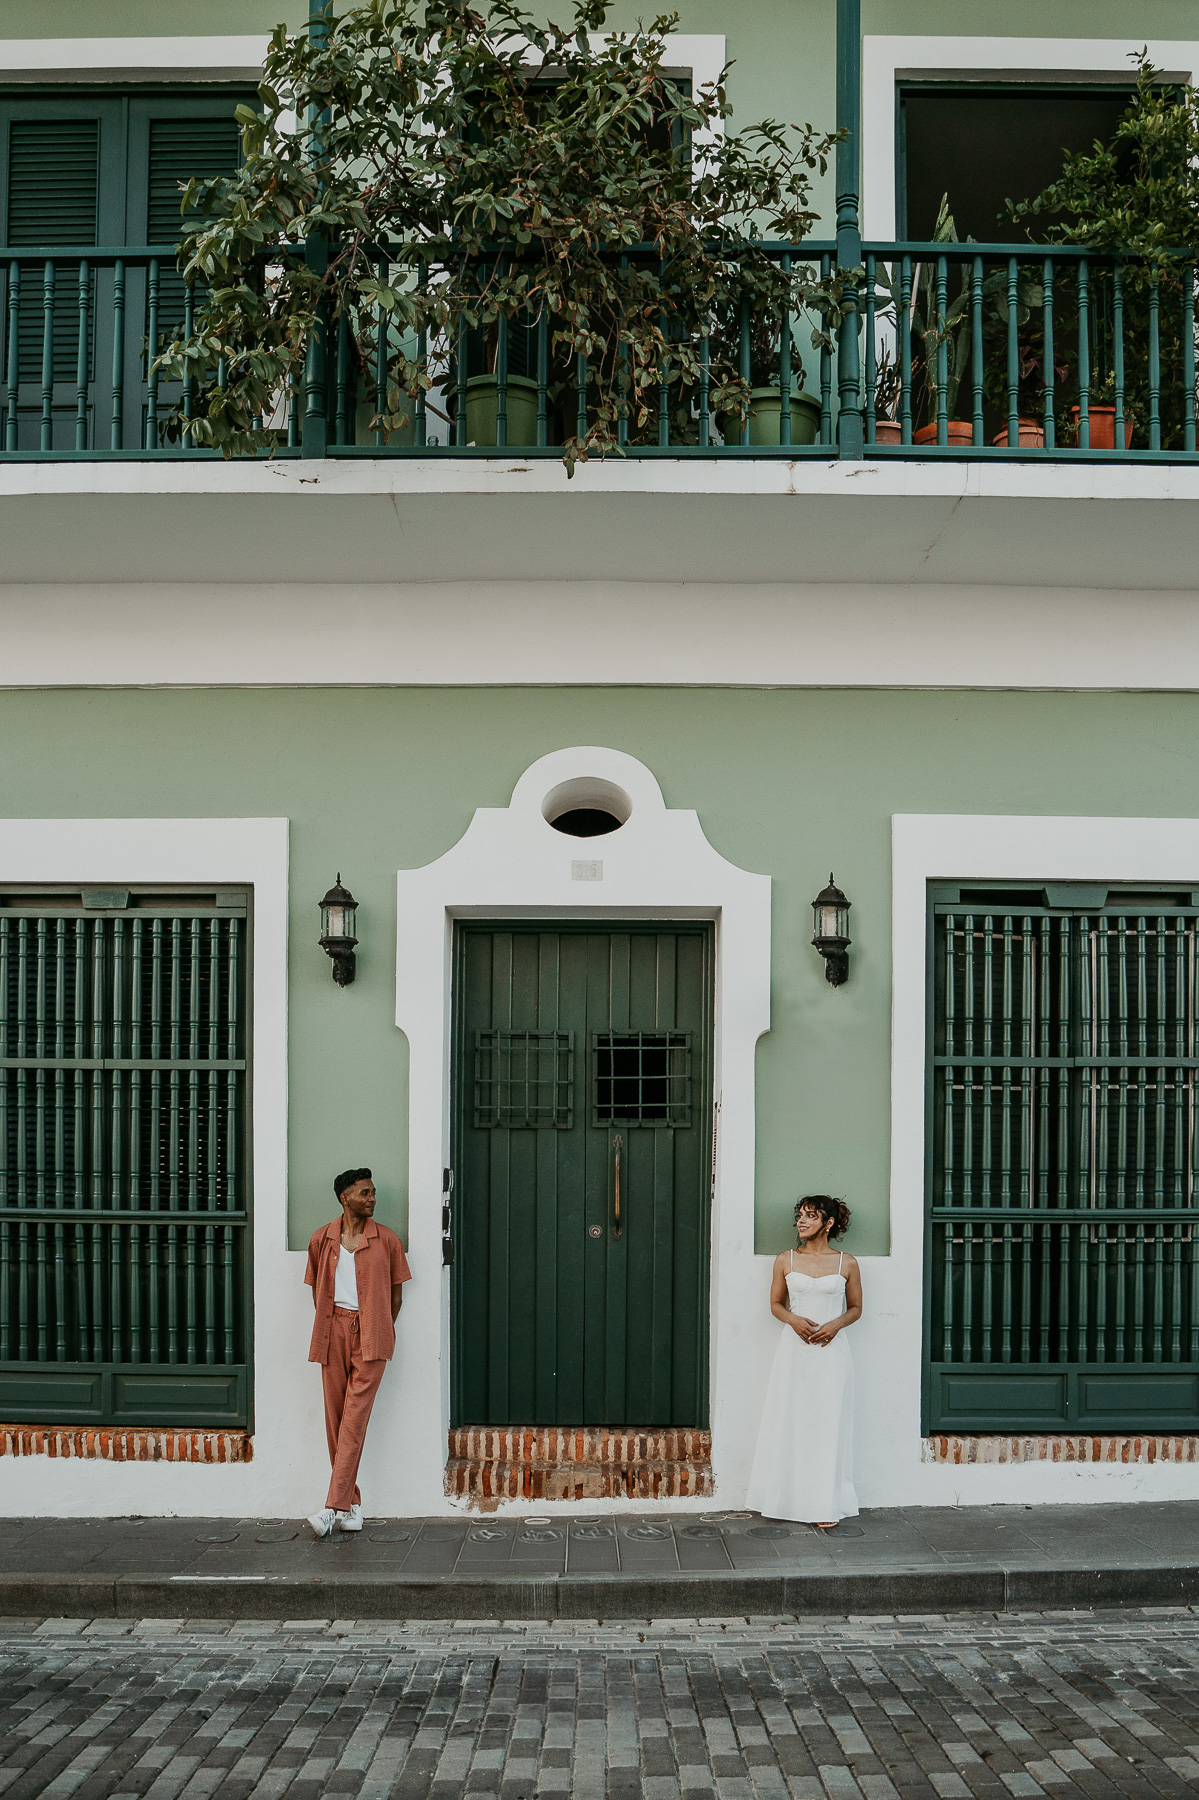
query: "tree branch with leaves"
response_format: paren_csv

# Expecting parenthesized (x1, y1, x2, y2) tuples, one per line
(156, 0, 849, 469)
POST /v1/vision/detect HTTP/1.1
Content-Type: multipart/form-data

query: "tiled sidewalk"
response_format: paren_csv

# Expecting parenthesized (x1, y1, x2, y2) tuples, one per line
(2, 1502, 1199, 1619)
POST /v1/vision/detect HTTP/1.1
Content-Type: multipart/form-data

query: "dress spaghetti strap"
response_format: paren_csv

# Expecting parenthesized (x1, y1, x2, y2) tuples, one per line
(838, 1251, 843, 1274)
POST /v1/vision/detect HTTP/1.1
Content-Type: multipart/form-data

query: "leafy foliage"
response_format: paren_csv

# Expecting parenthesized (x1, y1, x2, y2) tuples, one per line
(1006, 56, 1199, 263)
(872, 197, 974, 427)
(157, 0, 848, 468)
(1005, 56, 1199, 448)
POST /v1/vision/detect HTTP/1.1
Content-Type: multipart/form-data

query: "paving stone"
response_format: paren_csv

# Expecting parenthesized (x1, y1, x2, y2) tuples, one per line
(6, 1610, 1199, 1798)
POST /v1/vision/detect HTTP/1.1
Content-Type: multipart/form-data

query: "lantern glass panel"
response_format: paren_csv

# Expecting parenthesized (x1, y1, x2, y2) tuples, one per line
(815, 900, 849, 941)
(323, 901, 352, 940)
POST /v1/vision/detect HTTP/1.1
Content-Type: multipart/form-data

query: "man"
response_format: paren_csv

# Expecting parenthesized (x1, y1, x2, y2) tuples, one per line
(304, 1167, 411, 1537)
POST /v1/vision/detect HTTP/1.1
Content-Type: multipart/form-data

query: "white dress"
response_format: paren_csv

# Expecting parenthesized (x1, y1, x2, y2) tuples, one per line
(745, 1251, 859, 1523)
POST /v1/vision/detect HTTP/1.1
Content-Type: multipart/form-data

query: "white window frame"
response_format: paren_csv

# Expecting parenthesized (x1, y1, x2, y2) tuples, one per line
(880, 812, 1199, 1500)
(0, 38, 270, 83)
(0, 817, 288, 1508)
(862, 36, 1199, 239)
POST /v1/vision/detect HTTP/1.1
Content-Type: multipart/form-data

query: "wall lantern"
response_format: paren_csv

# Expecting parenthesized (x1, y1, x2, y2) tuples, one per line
(811, 873, 852, 987)
(319, 874, 358, 987)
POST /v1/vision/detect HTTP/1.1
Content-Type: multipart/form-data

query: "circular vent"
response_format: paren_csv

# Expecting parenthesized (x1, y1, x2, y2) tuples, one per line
(542, 776, 632, 838)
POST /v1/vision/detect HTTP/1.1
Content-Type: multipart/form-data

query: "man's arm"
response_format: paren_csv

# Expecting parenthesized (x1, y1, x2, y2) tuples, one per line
(391, 1284, 404, 1323)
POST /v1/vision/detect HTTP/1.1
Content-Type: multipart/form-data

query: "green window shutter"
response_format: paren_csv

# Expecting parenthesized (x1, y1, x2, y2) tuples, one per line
(146, 116, 241, 241)
(0, 895, 251, 1428)
(6, 120, 99, 384)
(925, 887, 1199, 1435)
(146, 115, 242, 348)
(6, 118, 99, 246)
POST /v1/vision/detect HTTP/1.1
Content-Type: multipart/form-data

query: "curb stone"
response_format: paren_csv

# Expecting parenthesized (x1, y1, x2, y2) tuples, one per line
(3, 1560, 1199, 1620)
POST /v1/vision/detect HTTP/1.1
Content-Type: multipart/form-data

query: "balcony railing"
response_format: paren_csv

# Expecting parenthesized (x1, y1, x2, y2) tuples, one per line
(3, 240, 1197, 462)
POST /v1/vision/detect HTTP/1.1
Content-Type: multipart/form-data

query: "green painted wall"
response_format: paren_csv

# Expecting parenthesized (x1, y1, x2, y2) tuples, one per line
(1, 685, 1198, 1261)
(5, 0, 1191, 259)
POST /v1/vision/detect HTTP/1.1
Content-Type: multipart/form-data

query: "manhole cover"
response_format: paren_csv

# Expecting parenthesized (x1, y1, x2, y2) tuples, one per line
(255, 1528, 298, 1543)
(679, 1525, 722, 1540)
(520, 1527, 563, 1541)
(747, 1526, 791, 1539)
(822, 1522, 864, 1538)
(421, 1529, 465, 1542)
(623, 1524, 670, 1540)
(368, 1531, 411, 1543)
(194, 1532, 239, 1543)
(571, 1525, 614, 1539)
(469, 1528, 511, 1541)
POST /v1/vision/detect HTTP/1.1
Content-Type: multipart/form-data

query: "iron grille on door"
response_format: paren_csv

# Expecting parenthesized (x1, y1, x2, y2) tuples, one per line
(926, 885, 1199, 1433)
(0, 891, 250, 1427)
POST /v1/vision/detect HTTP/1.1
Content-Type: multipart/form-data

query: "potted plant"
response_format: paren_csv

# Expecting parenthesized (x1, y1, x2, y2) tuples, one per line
(868, 344, 902, 443)
(712, 308, 822, 446)
(1005, 58, 1199, 454)
(1067, 371, 1136, 449)
(979, 266, 1049, 446)
(443, 319, 541, 448)
(155, 0, 850, 473)
(873, 198, 975, 446)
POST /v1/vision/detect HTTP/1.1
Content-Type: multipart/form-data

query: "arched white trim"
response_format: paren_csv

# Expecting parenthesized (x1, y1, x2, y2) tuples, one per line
(393, 746, 771, 1514)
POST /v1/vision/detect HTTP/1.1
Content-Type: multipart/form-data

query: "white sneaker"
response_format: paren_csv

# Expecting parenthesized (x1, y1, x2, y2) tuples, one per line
(337, 1504, 363, 1532)
(307, 1507, 338, 1538)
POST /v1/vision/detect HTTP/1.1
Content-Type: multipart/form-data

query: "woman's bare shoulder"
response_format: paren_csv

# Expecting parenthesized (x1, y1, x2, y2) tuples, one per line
(840, 1249, 861, 1269)
(770, 1249, 792, 1269)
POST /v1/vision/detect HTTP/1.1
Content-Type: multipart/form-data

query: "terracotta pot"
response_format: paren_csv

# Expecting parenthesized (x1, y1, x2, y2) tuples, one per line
(913, 421, 975, 446)
(871, 419, 902, 445)
(991, 419, 1045, 448)
(1069, 405, 1133, 450)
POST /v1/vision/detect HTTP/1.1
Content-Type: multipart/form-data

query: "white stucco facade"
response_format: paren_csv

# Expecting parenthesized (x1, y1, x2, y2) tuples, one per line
(7, 794, 1199, 1517)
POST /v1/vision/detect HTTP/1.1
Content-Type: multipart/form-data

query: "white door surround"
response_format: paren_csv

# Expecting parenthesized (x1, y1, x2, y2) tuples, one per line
(394, 747, 772, 1512)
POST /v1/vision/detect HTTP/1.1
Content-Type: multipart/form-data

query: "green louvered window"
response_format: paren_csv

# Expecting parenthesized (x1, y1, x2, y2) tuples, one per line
(146, 115, 241, 346)
(1, 89, 250, 451)
(0, 890, 251, 1428)
(7, 119, 99, 386)
(925, 883, 1199, 1435)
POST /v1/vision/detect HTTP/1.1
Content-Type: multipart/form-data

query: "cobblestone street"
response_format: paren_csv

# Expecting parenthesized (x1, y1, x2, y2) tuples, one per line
(4, 1611, 1199, 1798)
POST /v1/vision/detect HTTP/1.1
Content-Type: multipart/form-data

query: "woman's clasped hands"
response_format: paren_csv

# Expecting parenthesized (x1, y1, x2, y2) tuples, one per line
(788, 1314, 838, 1346)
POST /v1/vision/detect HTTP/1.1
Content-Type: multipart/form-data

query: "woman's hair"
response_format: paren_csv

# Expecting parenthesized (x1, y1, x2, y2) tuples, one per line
(794, 1193, 851, 1240)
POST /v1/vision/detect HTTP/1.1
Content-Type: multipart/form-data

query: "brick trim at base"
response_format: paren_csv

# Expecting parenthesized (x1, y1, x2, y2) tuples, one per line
(0, 1426, 252, 1463)
(446, 1426, 713, 1508)
(922, 1434, 1199, 1466)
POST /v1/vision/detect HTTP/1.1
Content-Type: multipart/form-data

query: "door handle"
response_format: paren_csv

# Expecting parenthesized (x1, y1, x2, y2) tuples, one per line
(612, 1134, 623, 1240)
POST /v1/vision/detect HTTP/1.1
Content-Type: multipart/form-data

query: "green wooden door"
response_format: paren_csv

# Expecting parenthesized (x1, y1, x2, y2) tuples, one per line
(451, 923, 713, 1428)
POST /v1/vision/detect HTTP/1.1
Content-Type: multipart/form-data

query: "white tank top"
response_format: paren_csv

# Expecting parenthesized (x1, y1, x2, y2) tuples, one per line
(333, 1245, 359, 1310)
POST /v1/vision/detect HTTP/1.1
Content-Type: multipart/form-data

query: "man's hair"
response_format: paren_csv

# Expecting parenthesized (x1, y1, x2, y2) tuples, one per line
(334, 1167, 372, 1201)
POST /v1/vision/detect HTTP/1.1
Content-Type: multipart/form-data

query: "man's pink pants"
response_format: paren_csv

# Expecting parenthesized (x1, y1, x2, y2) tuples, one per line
(321, 1307, 386, 1511)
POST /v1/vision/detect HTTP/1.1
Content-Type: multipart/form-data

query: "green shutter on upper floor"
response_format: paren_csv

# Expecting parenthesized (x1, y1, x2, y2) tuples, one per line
(1, 89, 251, 449)
(6, 118, 99, 246)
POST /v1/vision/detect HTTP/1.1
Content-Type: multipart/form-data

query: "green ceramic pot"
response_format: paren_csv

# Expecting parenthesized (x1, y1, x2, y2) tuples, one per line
(724, 387, 822, 447)
(447, 375, 540, 448)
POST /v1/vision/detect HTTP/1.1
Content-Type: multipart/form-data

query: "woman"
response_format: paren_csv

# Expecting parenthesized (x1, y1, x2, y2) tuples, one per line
(746, 1194, 862, 1527)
